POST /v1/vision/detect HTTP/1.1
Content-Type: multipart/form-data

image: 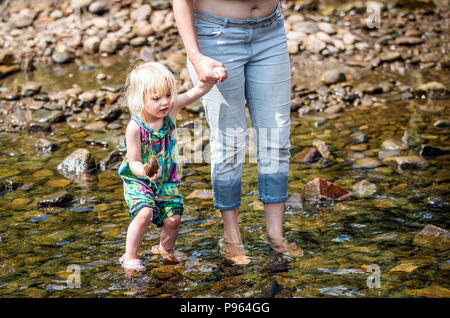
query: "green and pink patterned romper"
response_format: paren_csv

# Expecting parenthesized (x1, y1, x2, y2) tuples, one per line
(118, 115, 183, 227)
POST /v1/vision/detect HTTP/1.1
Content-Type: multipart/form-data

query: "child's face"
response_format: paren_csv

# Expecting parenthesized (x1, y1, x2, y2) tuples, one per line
(142, 89, 173, 119)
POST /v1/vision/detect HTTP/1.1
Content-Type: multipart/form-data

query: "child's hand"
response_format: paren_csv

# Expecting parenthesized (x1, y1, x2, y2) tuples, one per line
(146, 166, 162, 182)
(213, 66, 227, 82)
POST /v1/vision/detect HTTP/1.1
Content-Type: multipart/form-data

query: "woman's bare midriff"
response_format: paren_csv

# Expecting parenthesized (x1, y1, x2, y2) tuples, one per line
(193, 0, 279, 20)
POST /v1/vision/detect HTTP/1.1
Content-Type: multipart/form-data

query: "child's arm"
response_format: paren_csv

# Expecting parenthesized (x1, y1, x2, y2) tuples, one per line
(169, 67, 226, 118)
(125, 121, 162, 180)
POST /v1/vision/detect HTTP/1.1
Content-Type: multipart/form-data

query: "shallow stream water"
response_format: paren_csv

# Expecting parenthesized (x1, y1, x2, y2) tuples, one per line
(0, 50, 449, 298)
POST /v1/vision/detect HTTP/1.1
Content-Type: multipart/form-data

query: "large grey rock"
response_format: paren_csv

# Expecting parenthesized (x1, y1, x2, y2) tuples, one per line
(413, 225, 450, 251)
(57, 148, 96, 179)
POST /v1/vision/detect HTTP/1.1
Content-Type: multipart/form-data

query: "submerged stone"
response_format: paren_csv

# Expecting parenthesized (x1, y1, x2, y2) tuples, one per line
(382, 155, 429, 170)
(302, 177, 351, 204)
(413, 224, 450, 251)
(352, 179, 377, 196)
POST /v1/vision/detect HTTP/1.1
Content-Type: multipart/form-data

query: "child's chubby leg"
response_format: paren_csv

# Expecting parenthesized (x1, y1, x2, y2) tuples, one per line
(120, 207, 154, 270)
(152, 214, 186, 263)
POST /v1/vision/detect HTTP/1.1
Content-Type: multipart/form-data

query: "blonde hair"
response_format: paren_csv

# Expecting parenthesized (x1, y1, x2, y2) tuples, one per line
(124, 62, 177, 116)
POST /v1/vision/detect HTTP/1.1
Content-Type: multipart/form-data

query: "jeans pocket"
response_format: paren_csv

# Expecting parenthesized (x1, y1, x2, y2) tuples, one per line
(195, 23, 224, 38)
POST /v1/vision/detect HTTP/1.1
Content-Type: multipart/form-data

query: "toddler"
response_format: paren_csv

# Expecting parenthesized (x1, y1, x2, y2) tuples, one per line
(118, 61, 225, 270)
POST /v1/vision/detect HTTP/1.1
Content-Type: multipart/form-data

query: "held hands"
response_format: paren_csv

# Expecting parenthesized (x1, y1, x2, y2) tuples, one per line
(143, 156, 162, 181)
(144, 165, 162, 182)
(192, 54, 227, 85)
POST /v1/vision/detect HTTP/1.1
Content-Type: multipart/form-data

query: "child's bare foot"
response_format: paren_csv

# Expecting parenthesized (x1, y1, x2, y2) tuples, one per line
(151, 244, 186, 263)
(119, 255, 146, 271)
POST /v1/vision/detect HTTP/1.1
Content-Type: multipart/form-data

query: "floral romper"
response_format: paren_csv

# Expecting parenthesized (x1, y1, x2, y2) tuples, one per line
(118, 115, 183, 227)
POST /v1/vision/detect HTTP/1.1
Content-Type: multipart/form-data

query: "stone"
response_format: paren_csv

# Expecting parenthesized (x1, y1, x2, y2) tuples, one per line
(186, 189, 214, 200)
(413, 224, 450, 251)
(32, 109, 65, 124)
(21, 82, 41, 97)
(352, 179, 377, 196)
(286, 193, 303, 209)
(395, 37, 423, 45)
(0, 65, 21, 79)
(401, 129, 423, 146)
(317, 22, 336, 34)
(88, 1, 107, 14)
(302, 177, 351, 204)
(381, 139, 408, 151)
(52, 45, 73, 64)
(99, 38, 117, 54)
(390, 263, 419, 273)
(130, 4, 152, 21)
(99, 150, 123, 171)
(71, 0, 93, 8)
(38, 191, 74, 208)
(304, 34, 326, 53)
(354, 158, 382, 169)
(57, 148, 96, 179)
(416, 285, 450, 298)
(35, 138, 58, 153)
(415, 82, 448, 99)
(98, 106, 122, 122)
(320, 70, 346, 85)
(418, 145, 449, 157)
(312, 140, 333, 159)
(433, 120, 450, 128)
(135, 21, 154, 37)
(380, 51, 402, 62)
(382, 155, 429, 170)
(296, 21, 319, 34)
(292, 147, 320, 162)
(83, 36, 101, 54)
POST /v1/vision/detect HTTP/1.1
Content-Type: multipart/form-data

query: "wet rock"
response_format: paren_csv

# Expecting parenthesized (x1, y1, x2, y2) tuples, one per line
(415, 82, 448, 99)
(28, 122, 51, 133)
(83, 36, 101, 54)
(12, 9, 36, 28)
(21, 82, 42, 97)
(57, 148, 96, 179)
(352, 179, 377, 196)
(418, 144, 449, 157)
(186, 189, 214, 200)
(317, 22, 336, 35)
(151, 265, 182, 281)
(0, 50, 16, 65)
(320, 70, 346, 85)
(84, 121, 107, 131)
(99, 150, 123, 171)
(354, 158, 382, 169)
(286, 193, 303, 209)
(401, 129, 423, 147)
(416, 285, 450, 298)
(433, 120, 450, 129)
(35, 138, 58, 153)
(98, 106, 122, 122)
(312, 140, 333, 159)
(2, 179, 22, 192)
(293, 0, 318, 11)
(130, 37, 147, 47)
(378, 149, 401, 159)
(413, 224, 450, 251)
(381, 139, 408, 151)
(324, 104, 344, 114)
(382, 155, 429, 170)
(390, 263, 419, 273)
(32, 109, 65, 124)
(292, 147, 320, 162)
(0, 65, 21, 79)
(38, 191, 74, 208)
(302, 177, 352, 204)
(426, 196, 448, 210)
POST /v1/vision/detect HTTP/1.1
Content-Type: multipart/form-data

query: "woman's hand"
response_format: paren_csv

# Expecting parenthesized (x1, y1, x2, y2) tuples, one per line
(191, 53, 227, 84)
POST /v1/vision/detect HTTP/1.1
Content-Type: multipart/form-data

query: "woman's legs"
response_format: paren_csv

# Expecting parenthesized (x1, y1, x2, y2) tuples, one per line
(123, 207, 153, 260)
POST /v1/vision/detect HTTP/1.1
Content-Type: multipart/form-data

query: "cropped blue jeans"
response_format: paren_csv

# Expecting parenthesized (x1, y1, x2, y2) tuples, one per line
(187, 4, 291, 210)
